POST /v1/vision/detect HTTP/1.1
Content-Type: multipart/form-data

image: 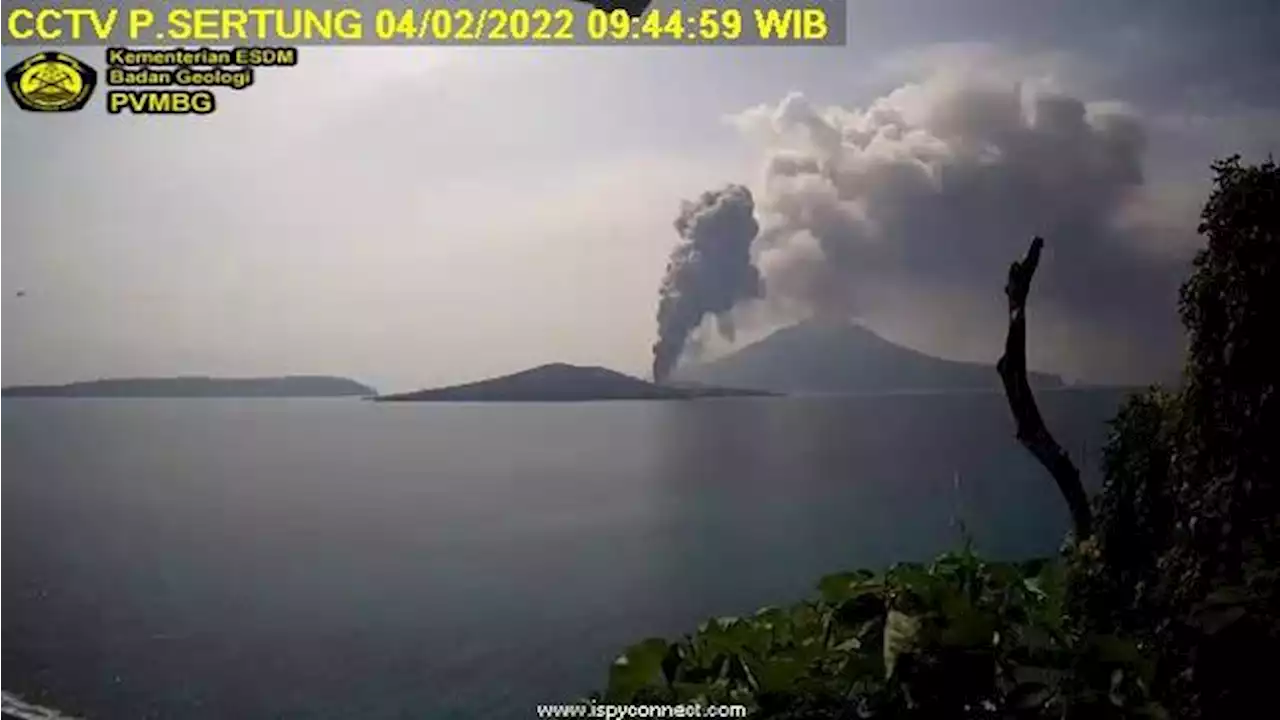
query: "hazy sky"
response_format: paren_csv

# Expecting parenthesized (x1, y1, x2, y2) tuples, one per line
(4, 0, 1277, 392)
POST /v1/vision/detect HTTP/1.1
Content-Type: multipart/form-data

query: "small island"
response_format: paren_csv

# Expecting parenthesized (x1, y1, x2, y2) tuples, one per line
(374, 363, 775, 402)
(1, 376, 377, 398)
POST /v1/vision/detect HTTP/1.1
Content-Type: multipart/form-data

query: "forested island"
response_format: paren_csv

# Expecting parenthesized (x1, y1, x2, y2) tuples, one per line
(374, 363, 774, 402)
(1, 376, 376, 398)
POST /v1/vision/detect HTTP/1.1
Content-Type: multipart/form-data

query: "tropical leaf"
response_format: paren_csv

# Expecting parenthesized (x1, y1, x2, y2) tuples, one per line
(883, 609, 922, 679)
(606, 638, 669, 702)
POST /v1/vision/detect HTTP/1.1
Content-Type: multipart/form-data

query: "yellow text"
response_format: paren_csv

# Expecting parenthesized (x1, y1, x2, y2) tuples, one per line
(7, 8, 119, 41)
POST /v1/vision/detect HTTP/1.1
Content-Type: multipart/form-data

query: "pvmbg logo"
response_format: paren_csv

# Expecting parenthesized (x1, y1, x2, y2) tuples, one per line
(5, 51, 98, 112)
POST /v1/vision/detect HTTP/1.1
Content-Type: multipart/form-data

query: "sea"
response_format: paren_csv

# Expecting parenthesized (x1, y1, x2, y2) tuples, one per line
(2, 389, 1132, 719)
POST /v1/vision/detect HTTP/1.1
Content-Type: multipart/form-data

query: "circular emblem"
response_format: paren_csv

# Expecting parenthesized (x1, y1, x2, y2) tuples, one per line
(6, 52, 98, 112)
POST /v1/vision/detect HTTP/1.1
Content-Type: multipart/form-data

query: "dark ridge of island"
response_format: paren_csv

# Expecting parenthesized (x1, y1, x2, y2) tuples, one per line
(673, 320, 1065, 394)
(1, 376, 377, 398)
(374, 363, 776, 402)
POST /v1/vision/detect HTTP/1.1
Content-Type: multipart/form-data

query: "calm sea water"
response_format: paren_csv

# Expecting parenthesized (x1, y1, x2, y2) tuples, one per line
(2, 390, 1130, 719)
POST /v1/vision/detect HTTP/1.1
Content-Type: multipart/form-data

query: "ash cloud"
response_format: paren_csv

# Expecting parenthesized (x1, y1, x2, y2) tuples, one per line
(731, 73, 1193, 382)
(652, 185, 762, 382)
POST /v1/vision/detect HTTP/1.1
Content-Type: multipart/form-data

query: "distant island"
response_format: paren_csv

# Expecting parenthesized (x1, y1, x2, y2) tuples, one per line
(1, 376, 376, 398)
(674, 321, 1064, 394)
(374, 364, 775, 402)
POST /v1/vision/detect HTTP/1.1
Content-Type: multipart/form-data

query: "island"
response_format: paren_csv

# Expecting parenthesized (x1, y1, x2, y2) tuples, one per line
(373, 363, 775, 402)
(1, 376, 377, 398)
(674, 321, 1064, 394)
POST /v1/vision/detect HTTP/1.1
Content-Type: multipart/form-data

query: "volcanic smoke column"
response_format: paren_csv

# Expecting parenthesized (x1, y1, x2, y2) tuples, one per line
(652, 185, 763, 383)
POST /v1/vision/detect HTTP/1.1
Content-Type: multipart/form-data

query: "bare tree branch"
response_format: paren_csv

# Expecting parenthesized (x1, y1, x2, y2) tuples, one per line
(997, 237, 1094, 539)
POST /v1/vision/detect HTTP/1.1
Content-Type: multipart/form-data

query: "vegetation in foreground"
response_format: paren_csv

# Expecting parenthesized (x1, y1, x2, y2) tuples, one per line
(593, 156, 1278, 718)
(599, 545, 1161, 718)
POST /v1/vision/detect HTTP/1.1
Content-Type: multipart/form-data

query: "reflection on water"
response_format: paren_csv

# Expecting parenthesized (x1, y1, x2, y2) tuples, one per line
(2, 390, 1129, 719)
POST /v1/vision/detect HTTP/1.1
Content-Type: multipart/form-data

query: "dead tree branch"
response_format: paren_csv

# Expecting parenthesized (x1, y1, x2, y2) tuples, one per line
(997, 237, 1093, 539)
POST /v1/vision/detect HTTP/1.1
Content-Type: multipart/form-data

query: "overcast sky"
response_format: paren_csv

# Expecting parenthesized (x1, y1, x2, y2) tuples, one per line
(3, 0, 1277, 392)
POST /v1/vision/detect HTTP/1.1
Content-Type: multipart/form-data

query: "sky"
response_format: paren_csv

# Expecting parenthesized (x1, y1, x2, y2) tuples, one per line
(3, 0, 1278, 392)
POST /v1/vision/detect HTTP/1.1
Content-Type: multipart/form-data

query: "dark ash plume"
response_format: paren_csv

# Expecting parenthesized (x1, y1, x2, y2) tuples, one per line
(652, 185, 762, 382)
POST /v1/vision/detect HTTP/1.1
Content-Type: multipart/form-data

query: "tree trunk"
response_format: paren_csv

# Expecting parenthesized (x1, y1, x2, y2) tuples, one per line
(996, 237, 1093, 539)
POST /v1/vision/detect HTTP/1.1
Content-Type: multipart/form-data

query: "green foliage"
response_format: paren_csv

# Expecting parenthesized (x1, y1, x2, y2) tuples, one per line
(596, 548, 1163, 718)
(1174, 155, 1279, 591)
(1070, 389, 1181, 638)
(1170, 156, 1280, 720)
(1175, 156, 1279, 588)
(1080, 156, 1280, 719)
(1180, 155, 1279, 430)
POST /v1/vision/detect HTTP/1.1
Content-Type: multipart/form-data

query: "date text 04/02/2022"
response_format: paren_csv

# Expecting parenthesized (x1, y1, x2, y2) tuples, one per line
(5, 5, 834, 45)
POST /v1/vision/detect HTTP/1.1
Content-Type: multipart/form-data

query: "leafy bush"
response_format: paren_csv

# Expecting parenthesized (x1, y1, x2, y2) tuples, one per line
(1173, 155, 1279, 607)
(1069, 388, 1180, 640)
(594, 545, 1163, 718)
(1076, 156, 1279, 719)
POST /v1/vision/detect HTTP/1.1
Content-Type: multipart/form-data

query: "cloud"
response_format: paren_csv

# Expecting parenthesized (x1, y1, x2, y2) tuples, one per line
(729, 64, 1194, 382)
